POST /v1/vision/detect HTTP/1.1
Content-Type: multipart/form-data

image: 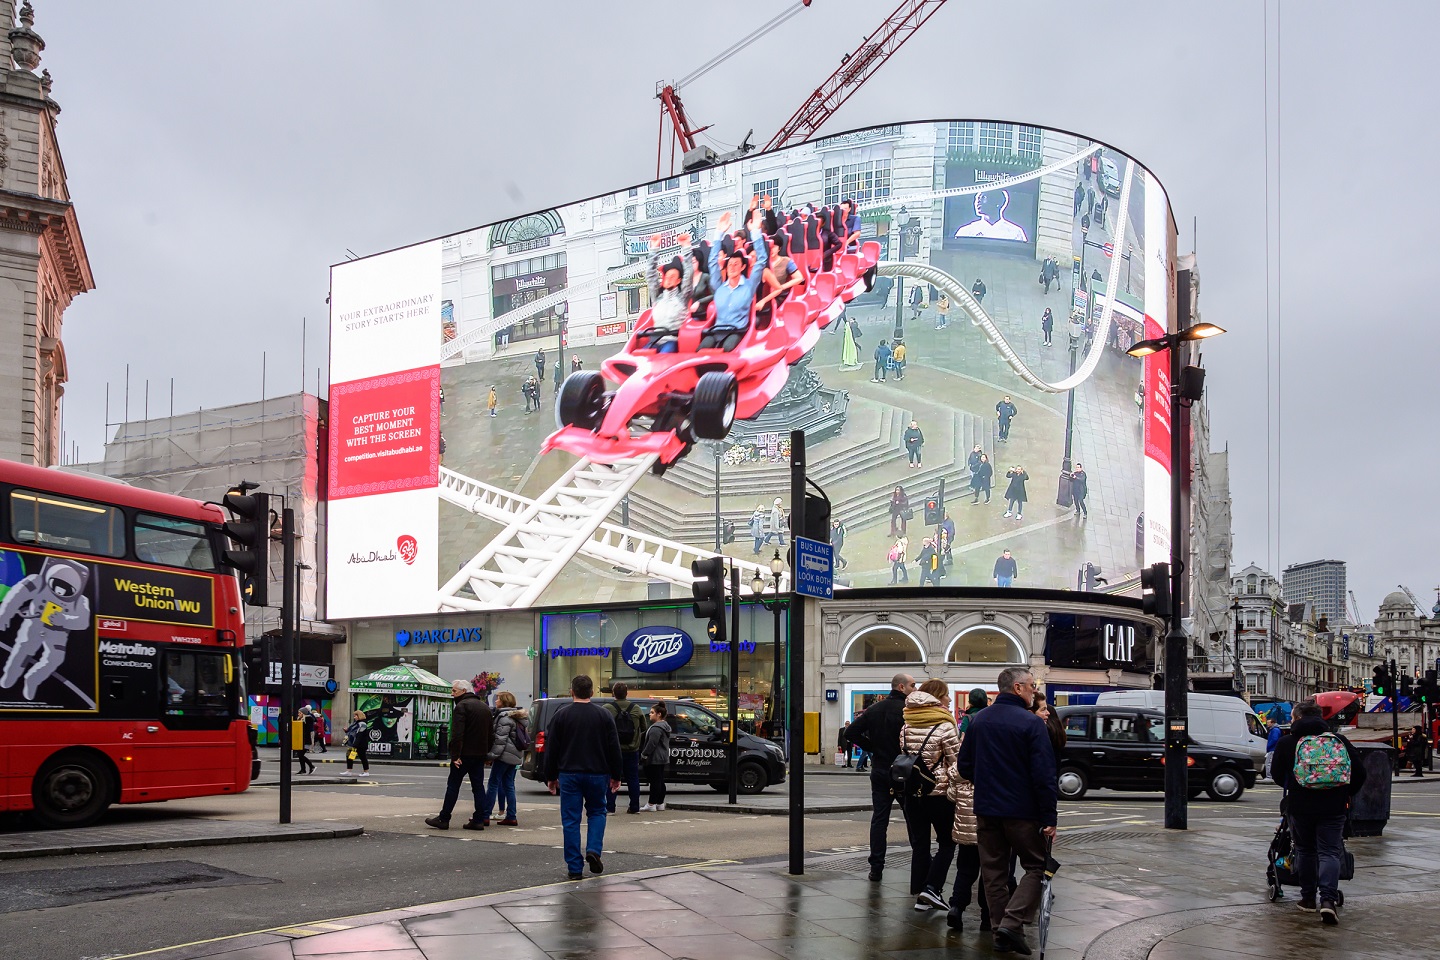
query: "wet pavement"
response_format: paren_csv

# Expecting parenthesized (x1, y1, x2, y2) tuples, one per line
(0, 818, 362, 860)
(138, 809, 1440, 960)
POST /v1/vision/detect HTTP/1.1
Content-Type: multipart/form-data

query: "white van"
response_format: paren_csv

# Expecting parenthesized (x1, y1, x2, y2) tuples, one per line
(1094, 691, 1267, 767)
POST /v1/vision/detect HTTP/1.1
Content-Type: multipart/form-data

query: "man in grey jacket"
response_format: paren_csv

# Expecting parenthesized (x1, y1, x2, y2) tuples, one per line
(639, 701, 672, 812)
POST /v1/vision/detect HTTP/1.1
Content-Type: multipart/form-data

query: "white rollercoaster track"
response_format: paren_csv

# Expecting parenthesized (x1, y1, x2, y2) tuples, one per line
(434, 145, 1130, 610)
(436, 463, 791, 611)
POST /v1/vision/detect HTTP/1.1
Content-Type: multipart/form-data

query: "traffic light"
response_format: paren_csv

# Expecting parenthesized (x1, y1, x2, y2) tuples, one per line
(690, 555, 727, 643)
(1141, 562, 1171, 618)
(1400, 672, 1414, 700)
(222, 483, 270, 606)
(1419, 669, 1439, 705)
(1373, 665, 1391, 698)
(923, 479, 946, 526)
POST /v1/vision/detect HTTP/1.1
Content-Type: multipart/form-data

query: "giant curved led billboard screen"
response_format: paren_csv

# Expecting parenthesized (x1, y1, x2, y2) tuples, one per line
(326, 120, 1176, 619)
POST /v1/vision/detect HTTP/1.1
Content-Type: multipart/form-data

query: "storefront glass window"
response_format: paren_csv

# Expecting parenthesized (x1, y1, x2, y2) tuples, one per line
(841, 626, 923, 664)
(539, 604, 784, 727)
(946, 626, 1025, 664)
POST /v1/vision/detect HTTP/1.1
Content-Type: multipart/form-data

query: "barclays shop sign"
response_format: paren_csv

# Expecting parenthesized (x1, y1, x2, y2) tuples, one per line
(620, 627, 695, 674)
(397, 626, 485, 647)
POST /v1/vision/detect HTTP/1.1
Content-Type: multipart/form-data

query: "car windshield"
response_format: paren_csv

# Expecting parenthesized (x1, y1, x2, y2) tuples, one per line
(1097, 715, 1140, 741)
(669, 704, 718, 736)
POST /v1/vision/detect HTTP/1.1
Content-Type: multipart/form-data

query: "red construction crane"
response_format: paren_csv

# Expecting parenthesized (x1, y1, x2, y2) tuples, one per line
(655, 0, 948, 175)
(766, 0, 948, 151)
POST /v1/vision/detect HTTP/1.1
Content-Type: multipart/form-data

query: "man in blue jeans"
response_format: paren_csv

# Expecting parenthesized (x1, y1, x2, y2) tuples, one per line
(843, 673, 916, 882)
(543, 674, 622, 880)
(1270, 698, 1367, 925)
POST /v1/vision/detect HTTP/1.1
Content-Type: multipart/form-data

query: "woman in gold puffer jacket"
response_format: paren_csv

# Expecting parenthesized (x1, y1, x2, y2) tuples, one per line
(947, 703, 993, 932)
(900, 680, 961, 911)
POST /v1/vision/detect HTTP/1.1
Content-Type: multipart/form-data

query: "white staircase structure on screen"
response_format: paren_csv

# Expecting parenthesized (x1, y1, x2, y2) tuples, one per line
(437, 463, 789, 611)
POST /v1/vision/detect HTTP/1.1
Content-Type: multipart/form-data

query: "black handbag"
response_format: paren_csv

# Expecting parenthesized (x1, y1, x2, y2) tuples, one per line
(900, 508, 914, 521)
(890, 727, 939, 798)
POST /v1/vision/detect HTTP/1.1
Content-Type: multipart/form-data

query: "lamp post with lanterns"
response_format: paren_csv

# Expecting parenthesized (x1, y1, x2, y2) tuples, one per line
(750, 550, 789, 744)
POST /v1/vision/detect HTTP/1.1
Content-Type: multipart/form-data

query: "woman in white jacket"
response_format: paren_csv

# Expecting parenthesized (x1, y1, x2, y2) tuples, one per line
(900, 680, 962, 912)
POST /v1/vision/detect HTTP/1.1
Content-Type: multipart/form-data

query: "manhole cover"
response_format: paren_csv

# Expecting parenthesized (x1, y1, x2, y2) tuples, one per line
(1054, 829, 1170, 846)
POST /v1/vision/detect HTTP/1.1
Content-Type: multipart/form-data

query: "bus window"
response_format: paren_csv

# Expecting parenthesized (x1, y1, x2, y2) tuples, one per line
(9, 489, 125, 557)
(163, 650, 232, 717)
(135, 513, 219, 571)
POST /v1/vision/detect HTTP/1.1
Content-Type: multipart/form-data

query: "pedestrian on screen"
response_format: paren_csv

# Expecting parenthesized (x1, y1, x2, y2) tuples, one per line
(873, 339, 892, 382)
(767, 497, 787, 546)
(910, 284, 925, 320)
(844, 673, 917, 881)
(957, 666, 1058, 956)
(487, 386, 498, 417)
(904, 420, 925, 467)
(543, 675, 622, 880)
(639, 701, 671, 811)
(936, 293, 951, 330)
(993, 550, 1018, 588)
(1070, 463, 1089, 518)
(892, 340, 908, 380)
(996, 396, 1018, 441)
(1073, 182, 1085, 214)
(831, 518, 849, 570)
(554, 360, 563, 393)
(534, 348, 546, 381)
(604, 682, 646, 814)
(425, 679, 492, 831)
(917, 537, 941, 587)
(972, 454, 993, 504)
(1003, 466, 1028, 520)
(889, 485, 911, 537)
(343, 710, 369, 777)
(749, 506, 765, 555)
(1041, 308, 1054, 346)
(971, 278, 987, 304)
(572, 354, 583, 373)
(888, 536, 910, 584)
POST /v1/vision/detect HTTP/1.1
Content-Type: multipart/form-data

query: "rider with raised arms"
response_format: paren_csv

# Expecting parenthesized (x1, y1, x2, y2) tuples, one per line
(642, 231, 692, 352)
(705, 208, 768, 350)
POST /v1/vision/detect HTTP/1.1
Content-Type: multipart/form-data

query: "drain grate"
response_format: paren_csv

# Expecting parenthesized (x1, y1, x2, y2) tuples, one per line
(808, 850, 912, 872)
(1054, 829, 1170, 846)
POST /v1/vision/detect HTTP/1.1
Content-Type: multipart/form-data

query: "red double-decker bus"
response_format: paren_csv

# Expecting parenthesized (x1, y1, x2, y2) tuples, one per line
(0, 460, 254, 828)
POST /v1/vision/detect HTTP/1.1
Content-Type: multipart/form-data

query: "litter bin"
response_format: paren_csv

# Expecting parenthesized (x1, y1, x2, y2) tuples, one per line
(1347, 741, 1397, 837)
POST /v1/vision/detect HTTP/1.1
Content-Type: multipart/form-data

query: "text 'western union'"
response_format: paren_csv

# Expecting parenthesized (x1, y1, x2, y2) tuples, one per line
(112, 578, 202, 614)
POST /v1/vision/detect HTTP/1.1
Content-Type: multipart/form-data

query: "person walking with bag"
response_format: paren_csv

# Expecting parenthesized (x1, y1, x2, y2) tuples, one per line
(1270, 698, 1367, 924)
(639, 701, 672, 811)
(604, 682, 647, 814)
(342, 710, 370, 778)
(480, 691, 527, 826)
(844, 673, 916, 881)
(899, 679, 963, 910)
(888, 535, 909, 584)
(889, 485, 911, 537)
(903, 420, 925, 467)
(957, 666, 1058, 956)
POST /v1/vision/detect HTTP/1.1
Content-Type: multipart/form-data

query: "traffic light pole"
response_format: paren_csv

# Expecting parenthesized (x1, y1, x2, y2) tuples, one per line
(1163, 304, 1188, 832)
(788, 429, 807, 875)
(1391, 658, 1400, 754)
(279, 506, 296, 825)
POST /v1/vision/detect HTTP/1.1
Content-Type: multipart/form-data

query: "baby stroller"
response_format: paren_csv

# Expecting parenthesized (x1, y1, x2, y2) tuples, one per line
(1266, 815, 1351, 904)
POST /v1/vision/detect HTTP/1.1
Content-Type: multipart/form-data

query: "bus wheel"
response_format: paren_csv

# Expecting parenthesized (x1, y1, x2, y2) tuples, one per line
(32, 752, 113, 829)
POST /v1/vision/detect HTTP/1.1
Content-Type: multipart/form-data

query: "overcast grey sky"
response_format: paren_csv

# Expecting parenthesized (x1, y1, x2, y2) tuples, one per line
(40, 1, 1439, 618)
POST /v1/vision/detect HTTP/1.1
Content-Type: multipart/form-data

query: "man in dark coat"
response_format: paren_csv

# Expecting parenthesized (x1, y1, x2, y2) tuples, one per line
(845, 673, 917, 882)
(1070, 463, 1089, 518)
(996, 396, 1018, 441)
(543, 675, 622, 880)
(426, 680, 493, 831)
(957, 666, 1057, 955)
(1270, 699, 1367, 923)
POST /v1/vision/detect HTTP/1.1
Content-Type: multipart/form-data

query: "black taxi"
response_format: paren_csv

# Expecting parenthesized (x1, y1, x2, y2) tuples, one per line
(1055, 704, 1256, 802)
(520, 697, 786, 794)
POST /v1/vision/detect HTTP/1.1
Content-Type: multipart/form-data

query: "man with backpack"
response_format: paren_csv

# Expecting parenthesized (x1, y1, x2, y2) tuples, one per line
(844, 673, 916, 882)
(1270, 699, 1367, 925)
(604, 682, 646, 815)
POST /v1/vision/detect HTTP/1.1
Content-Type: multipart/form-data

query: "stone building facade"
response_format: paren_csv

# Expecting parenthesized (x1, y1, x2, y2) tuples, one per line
(0, 2, 92, 465)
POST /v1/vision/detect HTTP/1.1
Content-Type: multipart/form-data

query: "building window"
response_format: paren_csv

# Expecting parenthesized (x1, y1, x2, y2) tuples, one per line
(1246, 673, 1259, 694)
(823, 159, 892, 207)
(1247, 575, 1257, 594)
(841, 626, 924, 664)
(947, 121, 974, 153)
(689, 172, 701, 184)
(1017, 125, 1043, 161)
(752, 178, 779, 204)
(945, 626, 1025, 664)
(626, 288, 642, 314)
(978, 122, 1013, 156)
(489, 209, 565, 250)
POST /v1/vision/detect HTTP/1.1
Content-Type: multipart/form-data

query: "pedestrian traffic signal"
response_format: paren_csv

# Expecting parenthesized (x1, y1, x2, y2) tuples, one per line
(923, 478, 945, 526)
(1373, 666, 1391, 697)
(1140, 562, 1171, 618)
(691, 555, 727, 642)
(1400, 672, 1414, 699)
(221, 483, 271, 606)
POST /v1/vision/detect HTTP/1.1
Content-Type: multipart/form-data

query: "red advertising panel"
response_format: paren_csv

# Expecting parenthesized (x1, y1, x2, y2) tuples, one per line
(328, 366, 441, 500)
(1142, 315, 1171, 473)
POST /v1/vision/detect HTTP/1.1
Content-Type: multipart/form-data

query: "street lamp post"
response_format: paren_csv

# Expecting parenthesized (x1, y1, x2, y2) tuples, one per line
(1127, 310, 1226, 831)
(892, 205, 908, 342)
(1231, 597, 1244, 695)
(751, 551, 789, 742)
(1055, 321, 1080, 507)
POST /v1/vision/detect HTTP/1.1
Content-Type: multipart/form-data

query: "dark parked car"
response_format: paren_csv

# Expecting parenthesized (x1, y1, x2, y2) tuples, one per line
(1055, 705, 1256, 802)
(520, 697, 786, 795)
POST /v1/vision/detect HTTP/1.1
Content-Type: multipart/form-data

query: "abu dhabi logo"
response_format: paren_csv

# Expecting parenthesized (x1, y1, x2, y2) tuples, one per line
(397, 534, 418, 566)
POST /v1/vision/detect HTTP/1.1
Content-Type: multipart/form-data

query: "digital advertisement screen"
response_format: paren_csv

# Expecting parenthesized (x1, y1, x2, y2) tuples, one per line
(327, 120, 1176, 619)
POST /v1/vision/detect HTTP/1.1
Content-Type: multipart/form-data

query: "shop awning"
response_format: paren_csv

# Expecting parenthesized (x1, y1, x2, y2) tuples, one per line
(350, 663, 451, 695)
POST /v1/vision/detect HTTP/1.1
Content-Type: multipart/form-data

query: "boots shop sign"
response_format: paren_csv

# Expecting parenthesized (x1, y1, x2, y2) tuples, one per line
(621, 627, 695, 674)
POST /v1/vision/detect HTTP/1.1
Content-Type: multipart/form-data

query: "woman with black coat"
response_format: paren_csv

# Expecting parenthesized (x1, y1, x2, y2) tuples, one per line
(1003, 465, 1029, 520)
(889, 485, 911, 537)
(971, 454, 993, 504)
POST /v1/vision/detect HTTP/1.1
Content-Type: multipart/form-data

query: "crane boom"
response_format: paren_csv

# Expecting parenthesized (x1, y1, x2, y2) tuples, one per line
(1399, 584, 1425, 617)
(765, 0, 949, 152)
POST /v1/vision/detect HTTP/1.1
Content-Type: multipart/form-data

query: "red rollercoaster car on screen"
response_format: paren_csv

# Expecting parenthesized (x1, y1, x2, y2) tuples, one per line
(542, 236, 881, 474)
